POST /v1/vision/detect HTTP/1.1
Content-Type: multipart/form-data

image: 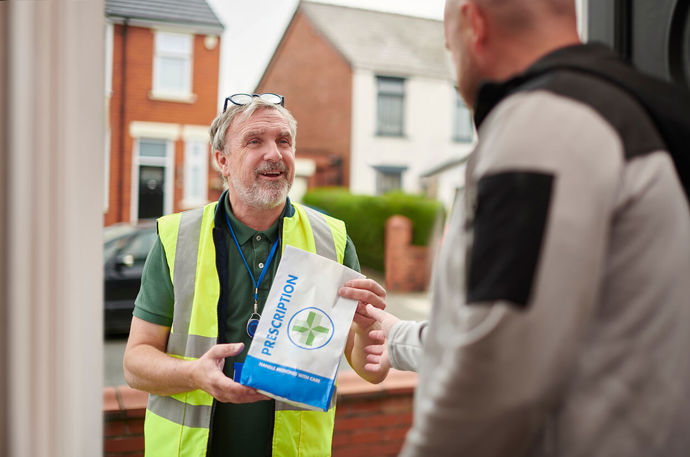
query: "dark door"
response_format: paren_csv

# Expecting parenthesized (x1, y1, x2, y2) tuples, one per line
(587, 0, 690, 88)
(138, 165, 165, 220)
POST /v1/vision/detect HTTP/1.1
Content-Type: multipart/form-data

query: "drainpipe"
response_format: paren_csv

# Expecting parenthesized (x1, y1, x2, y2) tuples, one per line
(118, 18, 128, 222)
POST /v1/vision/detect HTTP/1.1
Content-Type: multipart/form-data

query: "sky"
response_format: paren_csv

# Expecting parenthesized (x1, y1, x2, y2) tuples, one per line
(206, 0, 447, 107)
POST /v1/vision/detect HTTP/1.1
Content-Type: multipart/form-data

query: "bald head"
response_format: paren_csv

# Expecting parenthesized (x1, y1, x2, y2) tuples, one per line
(444, 0, 579, 108)
(470, 0, 576, 35)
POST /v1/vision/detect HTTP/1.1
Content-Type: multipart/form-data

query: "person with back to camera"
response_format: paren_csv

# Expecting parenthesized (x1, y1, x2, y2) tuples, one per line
(339, 0, 690, 455)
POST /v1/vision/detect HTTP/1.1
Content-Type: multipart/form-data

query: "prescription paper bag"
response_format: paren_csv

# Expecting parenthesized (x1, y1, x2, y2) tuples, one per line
(240, 245, 364, 411)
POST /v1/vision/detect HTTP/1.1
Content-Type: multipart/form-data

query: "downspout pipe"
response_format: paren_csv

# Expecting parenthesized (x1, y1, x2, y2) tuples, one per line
(118, 18, 128, 222)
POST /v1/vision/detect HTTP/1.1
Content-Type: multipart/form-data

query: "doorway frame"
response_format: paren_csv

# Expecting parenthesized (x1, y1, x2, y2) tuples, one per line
(128, 121, 179, 222)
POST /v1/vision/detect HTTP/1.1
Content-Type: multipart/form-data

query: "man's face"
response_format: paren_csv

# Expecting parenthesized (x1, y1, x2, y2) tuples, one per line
(444, 0, 482, 108)
(221, 108, 295, 209)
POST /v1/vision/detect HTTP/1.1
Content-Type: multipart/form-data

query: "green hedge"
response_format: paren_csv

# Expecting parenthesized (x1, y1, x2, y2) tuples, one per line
(302, 188, 445, 271)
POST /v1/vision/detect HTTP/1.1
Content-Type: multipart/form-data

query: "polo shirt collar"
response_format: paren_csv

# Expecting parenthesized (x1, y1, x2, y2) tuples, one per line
(218, 191, 291, 245)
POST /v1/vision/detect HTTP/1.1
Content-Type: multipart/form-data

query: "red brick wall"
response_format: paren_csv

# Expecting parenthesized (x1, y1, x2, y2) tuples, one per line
(385, 216, 431, 292)
(104, 385, 146, 456)
(104, 371, 416, 457)
(256, 8, 353, 188)
(106, 24, 221, 226)
(334, 371, 416, 457)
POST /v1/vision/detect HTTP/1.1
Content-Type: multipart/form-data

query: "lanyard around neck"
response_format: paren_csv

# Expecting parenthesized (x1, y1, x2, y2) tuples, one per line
(224, 212, 280, 308)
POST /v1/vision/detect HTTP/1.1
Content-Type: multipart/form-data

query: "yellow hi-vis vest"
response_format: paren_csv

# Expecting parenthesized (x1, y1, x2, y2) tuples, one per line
(144, 199, 349, 457)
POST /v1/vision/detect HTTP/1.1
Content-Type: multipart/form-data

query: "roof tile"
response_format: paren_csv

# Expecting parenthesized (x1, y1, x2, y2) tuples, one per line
(105, 0, 224, 32)
(301, 1, 453, 80)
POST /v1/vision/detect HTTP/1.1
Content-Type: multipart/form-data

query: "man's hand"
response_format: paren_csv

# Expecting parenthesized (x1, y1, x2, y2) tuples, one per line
(364, 303, 399, 339)
(339, 278, 390, 382)
(338, 278, 387, 332)
(192, 343, 270, 404)
(124, 318, 271, 402)
(362, 304, 400, 374)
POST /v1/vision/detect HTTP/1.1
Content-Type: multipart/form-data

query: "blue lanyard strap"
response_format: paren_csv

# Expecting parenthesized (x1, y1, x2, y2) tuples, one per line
(224, 212, 280, 305)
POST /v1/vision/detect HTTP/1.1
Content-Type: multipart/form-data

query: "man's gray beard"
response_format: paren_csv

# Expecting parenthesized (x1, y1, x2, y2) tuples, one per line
(229, 170, 291, 209)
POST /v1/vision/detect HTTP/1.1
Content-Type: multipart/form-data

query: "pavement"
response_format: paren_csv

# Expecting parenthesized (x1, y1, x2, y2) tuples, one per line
(104, 270, 431, 387)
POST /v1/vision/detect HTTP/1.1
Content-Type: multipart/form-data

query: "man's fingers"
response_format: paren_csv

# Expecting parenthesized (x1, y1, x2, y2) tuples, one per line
(208, 343, 244, 359)
(229, 388, 270, 404)
(353, 307, 374, 321)
(212, 377, 271, 404)
(340, 286, 385, 308)
(345, 278, 386, 297)
(366, 353, 381, 363)
(339, 278, 387, 310)
(364, 362, 383, 373)
(364, 303, 388, 323)
(368, 329, 385, 341)
(364, 344, 384, 355)
(230, 383, 270, 403)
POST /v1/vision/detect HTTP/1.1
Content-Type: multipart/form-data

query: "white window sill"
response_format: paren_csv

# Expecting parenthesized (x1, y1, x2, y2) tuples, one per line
(149, 91, 197, 104)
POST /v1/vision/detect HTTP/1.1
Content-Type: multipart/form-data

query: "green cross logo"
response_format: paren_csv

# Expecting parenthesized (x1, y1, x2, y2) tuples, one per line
(288, 308, 334, 350)
(291, 311, 331, 347)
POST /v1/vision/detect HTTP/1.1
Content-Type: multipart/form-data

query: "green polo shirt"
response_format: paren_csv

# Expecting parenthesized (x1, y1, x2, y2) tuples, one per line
(133, 196, 360, 457)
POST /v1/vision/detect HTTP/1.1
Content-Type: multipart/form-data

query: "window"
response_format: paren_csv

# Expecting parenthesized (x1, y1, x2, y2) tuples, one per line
(376, 76, 405, 136)
(183, 140, 208, 206)
(373, 165, 407, 195)
(153, 31, 193, 98)
(453, 91, 474, 142)
(139, 138, 167, 157)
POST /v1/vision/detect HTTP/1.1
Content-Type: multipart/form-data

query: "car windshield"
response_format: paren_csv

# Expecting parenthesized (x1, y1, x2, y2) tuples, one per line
(104, 236, 128, 260)
(103, 224, 156, 261)
(123, 230, 157, 260)
(104, 224, 136, 244)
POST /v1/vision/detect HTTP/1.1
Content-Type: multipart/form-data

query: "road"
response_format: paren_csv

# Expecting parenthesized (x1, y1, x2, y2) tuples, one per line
(104, 286, 431, 387)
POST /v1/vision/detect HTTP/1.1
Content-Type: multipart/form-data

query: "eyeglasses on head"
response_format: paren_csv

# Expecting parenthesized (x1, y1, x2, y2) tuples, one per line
(223, 93, 285, 112)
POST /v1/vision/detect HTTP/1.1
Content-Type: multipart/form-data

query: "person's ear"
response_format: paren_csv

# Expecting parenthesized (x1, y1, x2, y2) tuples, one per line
(214, 149, 229, 176)
(462, 1, 488, 54)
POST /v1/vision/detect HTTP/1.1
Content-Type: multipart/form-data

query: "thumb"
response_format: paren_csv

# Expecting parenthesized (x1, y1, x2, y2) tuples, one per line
(208, 343, 244, 359)
(365, 303, 387, 324)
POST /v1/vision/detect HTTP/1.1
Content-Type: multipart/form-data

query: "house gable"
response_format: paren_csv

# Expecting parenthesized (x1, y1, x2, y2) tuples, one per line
(257, 7, 353, 188)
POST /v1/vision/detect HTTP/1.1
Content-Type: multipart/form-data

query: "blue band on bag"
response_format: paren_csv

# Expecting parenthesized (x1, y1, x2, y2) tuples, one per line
(240, 355, 335, 411)
(233, 362, 244, 382)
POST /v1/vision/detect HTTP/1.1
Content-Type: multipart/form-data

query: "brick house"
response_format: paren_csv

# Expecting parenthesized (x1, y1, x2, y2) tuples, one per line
(104, 0, 224, 226)
(257, 1, 475, 208)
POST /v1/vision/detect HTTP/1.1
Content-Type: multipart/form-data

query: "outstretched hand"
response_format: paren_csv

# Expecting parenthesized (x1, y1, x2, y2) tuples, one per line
(361, 303, 400, 373)
(193, 343, 270, 404)
(364, 303, 399, 339)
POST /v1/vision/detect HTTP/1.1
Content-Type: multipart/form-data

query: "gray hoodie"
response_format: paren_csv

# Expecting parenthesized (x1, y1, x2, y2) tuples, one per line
(389, 45, 690, 457)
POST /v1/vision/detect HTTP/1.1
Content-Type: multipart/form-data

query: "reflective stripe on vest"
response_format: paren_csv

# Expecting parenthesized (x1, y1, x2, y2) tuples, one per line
(145, 201, 348, 457)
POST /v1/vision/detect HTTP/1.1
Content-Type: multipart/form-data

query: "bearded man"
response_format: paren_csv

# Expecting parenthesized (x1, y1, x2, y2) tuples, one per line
(123, 93, 388, 457)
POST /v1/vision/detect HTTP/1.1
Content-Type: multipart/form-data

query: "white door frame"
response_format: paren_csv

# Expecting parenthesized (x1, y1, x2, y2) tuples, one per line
(128, 121, 180, 222)
(130, 137, 175, 222)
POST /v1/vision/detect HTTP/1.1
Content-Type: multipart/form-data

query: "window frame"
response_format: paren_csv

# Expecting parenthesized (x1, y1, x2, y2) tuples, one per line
(152, 30, 194, 100)
(182, 139, 209, 208)
(372, 164, 407, 195)
(453, 90, 474, 143)
(375, 76, 406, 137)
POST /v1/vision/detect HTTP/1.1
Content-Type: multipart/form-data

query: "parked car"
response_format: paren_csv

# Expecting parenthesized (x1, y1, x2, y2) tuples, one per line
(104, 222, 157, 337)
